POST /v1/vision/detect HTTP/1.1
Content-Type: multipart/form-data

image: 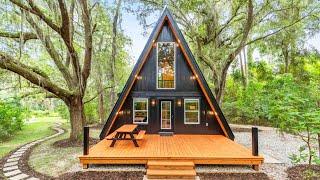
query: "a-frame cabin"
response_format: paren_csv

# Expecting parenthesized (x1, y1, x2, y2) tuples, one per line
(99, 7, 234, 139)
(80, 7, 263, 178)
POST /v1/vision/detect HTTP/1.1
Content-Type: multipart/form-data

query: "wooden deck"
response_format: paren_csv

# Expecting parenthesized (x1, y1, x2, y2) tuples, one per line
(79, 135, 263, 167)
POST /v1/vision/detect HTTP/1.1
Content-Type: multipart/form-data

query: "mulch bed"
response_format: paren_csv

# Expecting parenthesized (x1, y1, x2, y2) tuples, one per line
(287, 164, 320, 180)
(52, 137, 99, 148)
(19, 143, 53, 179)
(199, 172, 270, 180)
(57, 171, 145, 180)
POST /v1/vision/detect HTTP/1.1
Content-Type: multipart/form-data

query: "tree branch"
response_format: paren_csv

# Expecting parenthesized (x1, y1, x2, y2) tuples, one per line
(225, 0, 254, 70)
(9, 0, 60, 33)
(79, 0, 93, 90)
(246, 11, 315, 46)
(84, 85, 112, 104)
(25, 13, 74, 89)
(0, 52, 73, 100)
(0, 31, 37, 42)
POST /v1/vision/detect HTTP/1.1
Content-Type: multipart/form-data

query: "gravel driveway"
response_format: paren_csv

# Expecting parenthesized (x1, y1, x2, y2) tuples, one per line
(231, 124, 306, 180)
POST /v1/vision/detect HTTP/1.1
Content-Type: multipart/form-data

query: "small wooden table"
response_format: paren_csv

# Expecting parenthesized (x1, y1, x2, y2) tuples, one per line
(110, 124, 139, 147)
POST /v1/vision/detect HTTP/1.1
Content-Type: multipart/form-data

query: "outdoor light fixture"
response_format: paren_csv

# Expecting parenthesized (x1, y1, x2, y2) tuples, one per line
(177, 99, 182, 107)
(151, 99, 156, 106)
(136, 75, 142, 80)
(190, 75, 196, 80)
(208, 111, 214, 115)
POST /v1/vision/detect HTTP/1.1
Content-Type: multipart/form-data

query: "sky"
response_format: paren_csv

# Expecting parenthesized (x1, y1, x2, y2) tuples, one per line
(121, 9, 320, 63)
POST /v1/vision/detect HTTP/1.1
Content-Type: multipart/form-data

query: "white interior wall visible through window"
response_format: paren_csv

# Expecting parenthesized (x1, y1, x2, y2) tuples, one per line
(133, 98, 148, 124)
(156, 42, 176, 89)
(184, 99, 200, 124)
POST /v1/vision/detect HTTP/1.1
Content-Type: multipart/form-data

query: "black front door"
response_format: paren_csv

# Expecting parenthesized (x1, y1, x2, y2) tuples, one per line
(159, 100, 174, 132)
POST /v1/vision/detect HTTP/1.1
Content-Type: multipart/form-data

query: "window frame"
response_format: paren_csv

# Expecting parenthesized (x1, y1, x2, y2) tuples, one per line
(132, 98, 148, 124)
(156, 42, 176, 89)
(184, 98, 200, 124)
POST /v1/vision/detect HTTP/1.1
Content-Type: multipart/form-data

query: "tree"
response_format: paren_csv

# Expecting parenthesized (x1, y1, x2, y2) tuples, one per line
(0, 0, 93, 141)
(138, 0, 320, 103)
(108, 0, 122, 112)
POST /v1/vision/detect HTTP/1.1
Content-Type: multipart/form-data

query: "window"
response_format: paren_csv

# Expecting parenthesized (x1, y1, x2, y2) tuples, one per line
(133, 98, 148, 124)
(184, 99, 200, 124)
(157, 42, 175, 89)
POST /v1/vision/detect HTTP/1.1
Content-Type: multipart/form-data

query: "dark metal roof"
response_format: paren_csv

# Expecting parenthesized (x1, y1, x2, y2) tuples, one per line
(100, 7, 234, 140)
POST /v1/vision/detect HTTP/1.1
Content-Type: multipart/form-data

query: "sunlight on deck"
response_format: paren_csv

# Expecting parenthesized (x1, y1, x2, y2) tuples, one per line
(79, 135, 263, 166)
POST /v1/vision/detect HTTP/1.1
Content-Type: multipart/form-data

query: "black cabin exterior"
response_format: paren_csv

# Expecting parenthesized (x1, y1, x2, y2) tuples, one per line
(100, 8, 234, 140)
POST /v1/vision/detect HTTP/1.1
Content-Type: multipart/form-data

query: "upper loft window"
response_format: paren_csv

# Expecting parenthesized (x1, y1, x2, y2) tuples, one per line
(157, 42, 175, 89)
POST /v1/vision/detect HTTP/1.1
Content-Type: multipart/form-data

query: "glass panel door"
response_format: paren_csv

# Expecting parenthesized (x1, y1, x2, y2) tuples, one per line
(161, 101, 171, 129)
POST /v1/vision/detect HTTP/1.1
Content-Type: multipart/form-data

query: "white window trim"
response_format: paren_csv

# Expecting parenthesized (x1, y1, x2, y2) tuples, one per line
(156, 42, 176, 89)
(184, 98, 200, 124)
(133, 98, 148, 124)
(161, 101, 172, 129)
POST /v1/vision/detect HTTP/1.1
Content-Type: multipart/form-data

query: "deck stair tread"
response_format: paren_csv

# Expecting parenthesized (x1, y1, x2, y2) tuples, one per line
(147, 160, 194, 170)
(146, 160, 196, 179)
(147, 169, 196, 176)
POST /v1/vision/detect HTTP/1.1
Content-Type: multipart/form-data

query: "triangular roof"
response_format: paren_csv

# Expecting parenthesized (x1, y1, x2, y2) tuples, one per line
(100, 7, 234, 140)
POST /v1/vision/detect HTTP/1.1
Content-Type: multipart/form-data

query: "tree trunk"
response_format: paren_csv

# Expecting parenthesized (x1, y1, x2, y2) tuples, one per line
(243, 47, 249, 86)
(239, 50, 246, 87)
(98, 80, 105, 124)
(67, 96, 85, 141)
(108, 0, 122, 112)
(214, 69, 228, 105)
(282, 45, 290, 73)
(318, 133, 320, 158)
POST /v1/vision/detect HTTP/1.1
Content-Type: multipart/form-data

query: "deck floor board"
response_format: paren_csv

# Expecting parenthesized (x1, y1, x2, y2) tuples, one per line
(80, 135, 263, 165)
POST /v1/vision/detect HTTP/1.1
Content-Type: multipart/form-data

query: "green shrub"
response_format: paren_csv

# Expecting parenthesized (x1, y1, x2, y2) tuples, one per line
(84, 102, 99, 125)
(0, 100, 25, 141)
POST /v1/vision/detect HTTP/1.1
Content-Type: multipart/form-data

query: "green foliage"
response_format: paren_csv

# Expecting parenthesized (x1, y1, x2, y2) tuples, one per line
(84, 102, 99, 125)
(55, 103, 70, 121)
(224, 51, 320, 165)
(0, 99, 25, 141)
(290, 145, 320, 165)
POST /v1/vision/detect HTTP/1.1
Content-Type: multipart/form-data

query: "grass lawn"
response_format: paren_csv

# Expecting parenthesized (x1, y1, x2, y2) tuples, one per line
(0, 116, 65, 158)
(29, 124, 100, 177)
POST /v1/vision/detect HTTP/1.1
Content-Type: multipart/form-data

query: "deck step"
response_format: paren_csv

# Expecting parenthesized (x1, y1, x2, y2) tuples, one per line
(147, 169, 196, 179)
(146, 160, 196, 179)
(147, 160, 194, 170)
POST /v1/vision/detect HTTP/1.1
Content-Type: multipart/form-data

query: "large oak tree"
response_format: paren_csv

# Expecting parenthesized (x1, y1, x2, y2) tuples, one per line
(0, 0, 93, 141)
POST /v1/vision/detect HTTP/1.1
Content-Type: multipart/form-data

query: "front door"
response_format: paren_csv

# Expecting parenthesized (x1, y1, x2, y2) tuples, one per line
(160, 100, 173, 131)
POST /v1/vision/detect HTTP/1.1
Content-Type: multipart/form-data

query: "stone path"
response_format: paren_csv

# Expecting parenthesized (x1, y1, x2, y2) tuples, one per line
(1, 123, 64, 180)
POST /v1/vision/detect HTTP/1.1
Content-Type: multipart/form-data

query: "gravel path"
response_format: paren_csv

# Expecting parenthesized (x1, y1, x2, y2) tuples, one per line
(231, 124, 306, 180)
(1, 123, 64, 180)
